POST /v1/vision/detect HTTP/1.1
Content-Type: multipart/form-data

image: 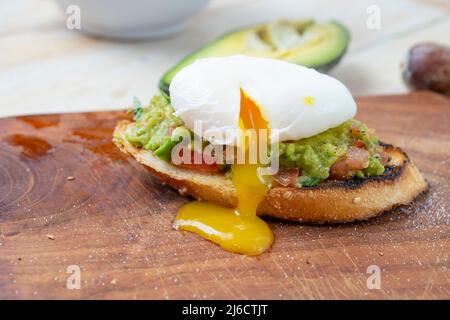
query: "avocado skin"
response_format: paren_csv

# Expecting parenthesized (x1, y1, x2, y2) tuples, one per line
(159, 20, 350, 96)
(315, 44, 348, 73)
(158, 28, 241, 97)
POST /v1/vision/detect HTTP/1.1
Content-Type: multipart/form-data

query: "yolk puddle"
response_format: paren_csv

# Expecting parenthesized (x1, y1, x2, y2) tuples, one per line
(173, 89, 274, 256)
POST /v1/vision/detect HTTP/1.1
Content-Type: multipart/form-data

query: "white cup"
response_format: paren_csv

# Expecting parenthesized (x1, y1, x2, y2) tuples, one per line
(55, 0, 211, 39)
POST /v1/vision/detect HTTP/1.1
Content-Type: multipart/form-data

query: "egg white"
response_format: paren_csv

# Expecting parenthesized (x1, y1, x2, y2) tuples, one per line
(169, 55, 356, 145)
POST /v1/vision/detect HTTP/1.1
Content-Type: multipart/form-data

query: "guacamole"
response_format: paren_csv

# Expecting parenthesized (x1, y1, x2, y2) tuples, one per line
(278, 119, 385, 185)
(125, 95, 185, 158)
(125, 95, 386, 186)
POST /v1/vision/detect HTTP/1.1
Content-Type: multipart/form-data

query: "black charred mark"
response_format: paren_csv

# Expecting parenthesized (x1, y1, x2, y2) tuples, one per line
(307, 165, 405, 190)
(304, 144, 409, 190)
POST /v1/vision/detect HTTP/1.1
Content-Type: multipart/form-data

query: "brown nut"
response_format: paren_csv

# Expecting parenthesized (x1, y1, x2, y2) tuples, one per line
(402, 42, 450, 96)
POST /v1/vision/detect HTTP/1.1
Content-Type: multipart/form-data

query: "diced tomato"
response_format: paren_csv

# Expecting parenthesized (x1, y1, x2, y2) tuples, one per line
(354, 139, 365, 148)
(329, 147, 370, 179)
(329, 159, 349, 179)
(167, 125, 176, 136)
(350, 126, 361, 137)
(345, 147, 370, 169)
(172, 150, 220, 172)
(273, 167, 300, 187)
(380, 152, 390, 166)
(175, 162, 220, 172)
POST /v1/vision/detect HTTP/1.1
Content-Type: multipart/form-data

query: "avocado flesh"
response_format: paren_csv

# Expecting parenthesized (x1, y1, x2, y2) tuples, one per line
(159, 20, 350, 95)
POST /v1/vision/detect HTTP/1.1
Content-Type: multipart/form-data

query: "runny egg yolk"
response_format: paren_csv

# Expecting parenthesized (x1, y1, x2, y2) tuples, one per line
(173, 89, 274, 255)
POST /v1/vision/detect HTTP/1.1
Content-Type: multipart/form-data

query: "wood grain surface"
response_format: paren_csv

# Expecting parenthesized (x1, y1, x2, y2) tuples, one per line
(0, 91, 448, 299)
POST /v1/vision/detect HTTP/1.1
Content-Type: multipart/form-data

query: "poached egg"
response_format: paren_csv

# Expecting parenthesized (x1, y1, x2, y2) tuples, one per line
(170, 55, 356, 255)
(170, 55, 356, 145)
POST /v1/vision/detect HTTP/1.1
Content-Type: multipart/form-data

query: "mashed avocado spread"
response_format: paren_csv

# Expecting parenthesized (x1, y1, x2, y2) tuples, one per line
(124, 95, 386, 186)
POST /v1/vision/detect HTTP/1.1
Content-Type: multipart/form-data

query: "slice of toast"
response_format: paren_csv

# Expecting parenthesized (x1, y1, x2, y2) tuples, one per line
(114, 120, 429, 223)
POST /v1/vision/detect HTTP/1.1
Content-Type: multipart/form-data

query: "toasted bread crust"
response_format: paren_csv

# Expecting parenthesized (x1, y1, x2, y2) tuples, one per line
(114, 120, 429, 223)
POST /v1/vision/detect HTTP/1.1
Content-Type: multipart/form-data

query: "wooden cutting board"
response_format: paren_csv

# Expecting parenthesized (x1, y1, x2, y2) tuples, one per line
(0, 91, 448, 299)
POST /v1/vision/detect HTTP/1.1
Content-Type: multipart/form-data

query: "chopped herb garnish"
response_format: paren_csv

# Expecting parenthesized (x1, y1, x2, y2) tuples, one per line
(132, 96, 143, 121)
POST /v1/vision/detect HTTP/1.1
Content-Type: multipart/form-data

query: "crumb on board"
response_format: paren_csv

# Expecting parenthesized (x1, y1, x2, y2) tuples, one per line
(47, 234, 55, 240)
(353, 196, 362, 204)
(66, 176, 75, 181)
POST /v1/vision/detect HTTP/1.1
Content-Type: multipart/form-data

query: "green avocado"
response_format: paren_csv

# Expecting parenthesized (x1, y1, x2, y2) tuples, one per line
(278, 119, 383, 186)
(159, 19, 350, 96)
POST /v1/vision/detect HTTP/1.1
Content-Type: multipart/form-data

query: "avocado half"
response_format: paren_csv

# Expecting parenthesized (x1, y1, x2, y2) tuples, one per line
(159, 19, 350, 96)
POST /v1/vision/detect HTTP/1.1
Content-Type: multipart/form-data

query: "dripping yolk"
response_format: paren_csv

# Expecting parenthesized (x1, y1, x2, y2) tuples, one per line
(173, 89, 274, 256)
